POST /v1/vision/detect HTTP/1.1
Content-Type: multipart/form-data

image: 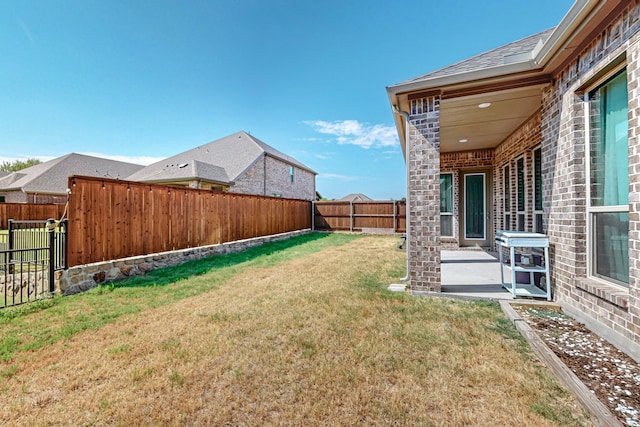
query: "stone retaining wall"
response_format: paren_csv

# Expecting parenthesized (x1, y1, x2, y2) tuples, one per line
(56, 229, 311, 295)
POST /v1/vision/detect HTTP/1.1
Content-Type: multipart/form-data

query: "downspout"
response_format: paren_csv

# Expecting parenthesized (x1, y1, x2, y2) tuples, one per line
(393, 105, 410, 282)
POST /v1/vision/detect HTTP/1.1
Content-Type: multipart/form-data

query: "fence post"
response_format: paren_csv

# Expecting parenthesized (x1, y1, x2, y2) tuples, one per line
(62, 219, 68, 270)
(47, 218, 55, 293)
(7, 219, 14, 274)
(393, 200, 397, 233)
(349, 201, 353, 233)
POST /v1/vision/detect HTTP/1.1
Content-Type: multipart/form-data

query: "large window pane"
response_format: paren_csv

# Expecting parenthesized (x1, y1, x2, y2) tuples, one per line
(440, 174, 453, 213)
(441, 216, 453, 237)
(593, 212, 629, 284)
(589, 71, 628, 207)
(440, 173, 453, 237)
(588, 69, 629, 286)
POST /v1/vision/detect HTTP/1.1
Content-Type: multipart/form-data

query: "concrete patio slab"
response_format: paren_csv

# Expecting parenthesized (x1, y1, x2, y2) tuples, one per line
(424, 250, 513, 300)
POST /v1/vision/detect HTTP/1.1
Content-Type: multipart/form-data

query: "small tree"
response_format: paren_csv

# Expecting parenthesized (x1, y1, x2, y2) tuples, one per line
(0, 158, 41, 172)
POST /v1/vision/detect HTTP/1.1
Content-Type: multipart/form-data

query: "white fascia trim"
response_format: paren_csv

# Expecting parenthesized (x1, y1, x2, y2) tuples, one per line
(533, 0, 600, 66)
(387, 59, 538, 96)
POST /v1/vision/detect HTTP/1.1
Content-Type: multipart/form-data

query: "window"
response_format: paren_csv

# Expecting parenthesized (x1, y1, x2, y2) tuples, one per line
(0, 196, 5, 203)
(440, 173, 453, 237)
(533, 147, 543, 233)
(503, 165, 511, 230)
(516, 157, 526, 231)
(587, 69, 628, 285)
(290, 166, 294, 183)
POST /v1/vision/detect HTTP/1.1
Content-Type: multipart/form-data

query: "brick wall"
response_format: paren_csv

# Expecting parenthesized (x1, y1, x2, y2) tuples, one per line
(440, 149, 494, 249)
(493, 112, 543, 238)
(540, 1, 640, 357)
(408, 96, 441, 292)
(264, 156, 316, 201)
(1, 191, 27, 203)
(231, 155, 316, 201)
(232, 158, 266, 196)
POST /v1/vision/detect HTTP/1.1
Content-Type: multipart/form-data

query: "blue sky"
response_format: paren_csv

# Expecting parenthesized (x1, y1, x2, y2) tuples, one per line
(1, 0, 573, 200)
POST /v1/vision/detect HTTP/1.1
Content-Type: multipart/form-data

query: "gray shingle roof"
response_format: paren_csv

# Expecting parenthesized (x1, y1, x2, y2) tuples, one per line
(401, 28, 555, 84)
(0, 153, 144, 194)
(127, 131, 316, 184)
(129, 159, 230, 184)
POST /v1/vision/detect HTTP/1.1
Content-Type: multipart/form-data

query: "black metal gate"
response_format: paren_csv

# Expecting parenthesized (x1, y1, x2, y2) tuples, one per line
(0, 219, 67, 308)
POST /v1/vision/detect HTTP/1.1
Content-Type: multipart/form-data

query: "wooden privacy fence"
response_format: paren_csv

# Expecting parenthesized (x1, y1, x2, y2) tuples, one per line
(66, 175, 312, 267)
(0, 203, 67, 229)
(314, 200, 406, 233)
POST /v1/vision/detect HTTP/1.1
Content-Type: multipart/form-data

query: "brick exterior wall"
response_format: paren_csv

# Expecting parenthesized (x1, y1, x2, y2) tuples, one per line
(0, 191, 27, 203)
(0, 191, 67, 204)
(540, 2, 640, 357)
(440, 149, 494, 249)
(408, 96, 441, 292)
(232, 158, 266, 196)
(493, 113, 542, 238)
(231, 155, 316, 201)
(406, 0, 640, 355)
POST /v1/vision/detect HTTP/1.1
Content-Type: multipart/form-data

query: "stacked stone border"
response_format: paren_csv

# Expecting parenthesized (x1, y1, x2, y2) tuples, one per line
(56, 229, 311, 296)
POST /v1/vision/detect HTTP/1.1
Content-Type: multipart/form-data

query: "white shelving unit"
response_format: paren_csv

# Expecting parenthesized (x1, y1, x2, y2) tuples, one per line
(495, 230, 551, 301)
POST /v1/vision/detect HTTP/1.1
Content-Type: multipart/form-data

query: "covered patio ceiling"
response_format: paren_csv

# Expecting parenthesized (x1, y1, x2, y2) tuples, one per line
(439, 84, 546, 153)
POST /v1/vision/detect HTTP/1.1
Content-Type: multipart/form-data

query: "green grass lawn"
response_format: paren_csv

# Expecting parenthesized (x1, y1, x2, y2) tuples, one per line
(0, 233, 590, 426)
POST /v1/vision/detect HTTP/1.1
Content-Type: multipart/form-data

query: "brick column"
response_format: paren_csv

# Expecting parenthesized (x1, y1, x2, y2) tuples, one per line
(408, 96, 441, 292)
(627, 36, 640, 337)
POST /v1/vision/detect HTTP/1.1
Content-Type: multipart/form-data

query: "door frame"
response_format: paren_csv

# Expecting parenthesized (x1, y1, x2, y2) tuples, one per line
(459, 168, 492, 247)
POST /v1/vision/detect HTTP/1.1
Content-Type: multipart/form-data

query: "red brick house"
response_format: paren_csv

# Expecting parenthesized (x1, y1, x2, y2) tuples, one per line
(387, 0, 640, 359)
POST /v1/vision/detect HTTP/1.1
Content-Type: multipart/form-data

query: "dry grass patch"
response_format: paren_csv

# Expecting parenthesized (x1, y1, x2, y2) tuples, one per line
(0, 234, 590, 426)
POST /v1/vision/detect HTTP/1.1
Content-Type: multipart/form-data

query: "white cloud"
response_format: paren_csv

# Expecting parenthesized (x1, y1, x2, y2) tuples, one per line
(313, 151, 336, 160)
(305, 120, 399, 149)
(320, 173, 360, 181)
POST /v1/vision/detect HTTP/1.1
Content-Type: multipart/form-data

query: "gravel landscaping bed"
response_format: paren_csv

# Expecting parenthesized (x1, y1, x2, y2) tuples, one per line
(513, 305, 640, 427)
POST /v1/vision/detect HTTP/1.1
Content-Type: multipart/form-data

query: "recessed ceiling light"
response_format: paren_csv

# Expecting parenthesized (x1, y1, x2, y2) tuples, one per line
(459, 139, 468, 143)
(478, 102, 492, 108)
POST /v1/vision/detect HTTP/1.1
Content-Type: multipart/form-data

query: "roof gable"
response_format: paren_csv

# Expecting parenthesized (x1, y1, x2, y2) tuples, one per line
(340, 193, 373, 202)
(0, 153, 144, 194)
(127, 131, 316, 184)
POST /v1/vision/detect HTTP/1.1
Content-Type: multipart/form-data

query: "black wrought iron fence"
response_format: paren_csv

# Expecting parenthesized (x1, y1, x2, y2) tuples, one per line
(0, 219, 67, 308)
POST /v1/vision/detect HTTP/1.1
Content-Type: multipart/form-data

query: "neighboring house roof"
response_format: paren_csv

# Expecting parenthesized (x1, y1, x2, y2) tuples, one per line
(0, 153, 144, 195)
(340, 193, 373, 202)
(127, 131, 316, 184)
(404, 28, 554, 84)
(0, 171, 10, 179)
(128, 159, 230, 185)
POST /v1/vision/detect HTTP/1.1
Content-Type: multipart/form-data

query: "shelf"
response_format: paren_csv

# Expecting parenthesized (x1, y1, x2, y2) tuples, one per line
(495, 231, 551, 301)
(502, 283, 549, 298)
(504, 265, 547, 273)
